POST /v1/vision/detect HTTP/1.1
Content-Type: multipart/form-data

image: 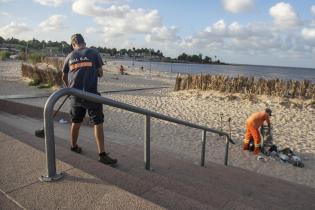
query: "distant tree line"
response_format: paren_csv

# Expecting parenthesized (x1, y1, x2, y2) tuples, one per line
(0, 36, 224, 64)
(0, 36, 71, 55)
(177, 53, 221, 64)
(90, 46, 164, 58)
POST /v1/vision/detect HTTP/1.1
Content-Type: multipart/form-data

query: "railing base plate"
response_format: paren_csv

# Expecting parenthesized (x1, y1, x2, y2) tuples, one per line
(145, 167, 154, 171)
(39, 172, 65, 182)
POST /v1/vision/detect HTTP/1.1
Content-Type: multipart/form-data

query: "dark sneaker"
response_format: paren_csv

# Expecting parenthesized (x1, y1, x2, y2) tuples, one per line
(99, 152, 117, 165)
(70, 145, 82, 154)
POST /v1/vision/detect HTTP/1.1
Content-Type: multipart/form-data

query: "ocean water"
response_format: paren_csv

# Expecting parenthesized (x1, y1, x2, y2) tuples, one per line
(113, 60, 315, 82)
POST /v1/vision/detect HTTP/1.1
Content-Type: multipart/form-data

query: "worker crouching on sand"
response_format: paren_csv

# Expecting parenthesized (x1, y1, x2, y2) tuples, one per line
(243, 108, 272, 155)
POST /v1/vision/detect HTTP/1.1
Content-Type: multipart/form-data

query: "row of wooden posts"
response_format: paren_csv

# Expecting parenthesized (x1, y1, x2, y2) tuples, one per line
(174, 74, 315, 100)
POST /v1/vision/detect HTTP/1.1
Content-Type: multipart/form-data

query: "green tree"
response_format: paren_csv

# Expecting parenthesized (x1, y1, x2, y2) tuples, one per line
(198, 53, 203, 61)
(0, 51, 10, 60)
(119, 48, 127, 56)
(204, 56, 212, 63)
(178, 53, 188, 61)
(190, 54, 201, 63)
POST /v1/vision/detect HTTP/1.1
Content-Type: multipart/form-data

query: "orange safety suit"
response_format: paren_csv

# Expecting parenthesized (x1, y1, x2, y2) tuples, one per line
(243, 111, 270, 154)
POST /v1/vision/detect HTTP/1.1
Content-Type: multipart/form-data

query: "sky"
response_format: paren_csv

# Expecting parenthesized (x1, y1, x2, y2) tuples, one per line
(0, 0, 315, 68)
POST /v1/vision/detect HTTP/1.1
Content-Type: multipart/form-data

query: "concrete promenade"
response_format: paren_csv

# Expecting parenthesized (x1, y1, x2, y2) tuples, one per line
(0, 132, 164, 210)
(1, 100, 315, 210)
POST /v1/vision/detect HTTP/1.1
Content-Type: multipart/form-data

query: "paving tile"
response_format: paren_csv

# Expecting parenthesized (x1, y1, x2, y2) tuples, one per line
(0, 134, 72, 193)
(55, 145, 156, 196)
(142, 186, 215, 210)
(0, 131, 13, 143)
(9, 168, 163, 210)
(0, 191, 22, 210)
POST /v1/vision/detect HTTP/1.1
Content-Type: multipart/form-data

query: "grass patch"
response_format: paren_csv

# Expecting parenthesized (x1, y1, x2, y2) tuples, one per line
(28, 79, 41, 86)
(0, 51, 10, 60)
(28, 53, 43, 64)
(37, 81, 53, 89)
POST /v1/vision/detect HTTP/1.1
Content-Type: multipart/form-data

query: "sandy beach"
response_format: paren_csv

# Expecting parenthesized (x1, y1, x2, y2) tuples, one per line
(1, 60, 315, 188)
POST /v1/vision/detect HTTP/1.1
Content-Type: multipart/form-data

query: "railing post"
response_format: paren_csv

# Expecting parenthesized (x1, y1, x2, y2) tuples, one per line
(224, 136, 230, 166)
(144, 115, 151, 170)
(40, 91, 65, 182)
(224, 117, 232, 166)
(201, 130, 206, 167)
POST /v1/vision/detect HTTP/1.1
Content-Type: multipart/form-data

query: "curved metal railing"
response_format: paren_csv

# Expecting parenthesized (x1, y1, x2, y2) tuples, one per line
(40, 88, 235, 181)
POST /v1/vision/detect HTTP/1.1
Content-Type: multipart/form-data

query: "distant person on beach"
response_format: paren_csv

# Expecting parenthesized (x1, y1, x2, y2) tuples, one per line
(119, 65, 125, 75)
(140, 66, 144, 71)
(243, 108, 272, 155)
(62, 33, 117, 165)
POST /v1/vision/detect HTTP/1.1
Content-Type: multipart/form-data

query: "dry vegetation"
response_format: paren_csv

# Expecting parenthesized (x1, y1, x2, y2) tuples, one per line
(42, 57, 64, 71)
(175, 74, 315, 100)
(21, 57, 63, 87)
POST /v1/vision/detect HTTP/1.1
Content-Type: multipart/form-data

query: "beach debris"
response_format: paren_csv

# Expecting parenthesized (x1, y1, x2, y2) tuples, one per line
(279, 152, 289, 162)
(243, 94, 259, 103)
(279, 98, 290, 108)
(305, 100, 315, 109)
(227, 94, 239, 101)
(257, 155, 267, 162)
(279, 148, 304, 168)
(246, 125, 306, 168)
(59, 118, 68, 124)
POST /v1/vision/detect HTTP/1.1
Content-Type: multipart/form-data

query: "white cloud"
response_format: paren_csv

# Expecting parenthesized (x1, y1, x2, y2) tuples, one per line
(72, 0, 124, 16)
(302, 28, 315, 41)
(311, 5, 315, 16)
(145, 26, 179, 42)
(72, 0, 181, 52)
(92, 8, 161, 36)
(213, 19, 226, 34)
(179, 19, 304, 57)
(86, 27, 101, 34)
(269, 2, 300, 29)
(221, 0, 254, 13)
(34, 0, 65, 7)
(0, 11, 10, 17)
(0, 0, 12, 2)
(0, 22, 31, 38)
(39, 15, 67, 31)
(72, 1, 166, 41)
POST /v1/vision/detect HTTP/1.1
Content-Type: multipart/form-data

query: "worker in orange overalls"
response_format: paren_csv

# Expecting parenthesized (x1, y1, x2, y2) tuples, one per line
(243, 108, 272, 155)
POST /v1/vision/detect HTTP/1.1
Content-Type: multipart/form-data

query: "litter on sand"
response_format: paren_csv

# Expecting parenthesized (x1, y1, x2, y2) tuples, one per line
(59, 118, 68, 124)
(257, 155, 267, 162)
(259, 125, 304, 168)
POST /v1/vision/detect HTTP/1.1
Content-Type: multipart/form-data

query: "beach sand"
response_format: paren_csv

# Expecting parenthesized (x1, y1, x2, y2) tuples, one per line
(1, 60, 315, 188)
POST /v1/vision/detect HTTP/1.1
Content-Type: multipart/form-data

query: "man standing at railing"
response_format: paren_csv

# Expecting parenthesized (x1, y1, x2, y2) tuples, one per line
(62, 33, 117, 165)
(243, 108, 272, 155)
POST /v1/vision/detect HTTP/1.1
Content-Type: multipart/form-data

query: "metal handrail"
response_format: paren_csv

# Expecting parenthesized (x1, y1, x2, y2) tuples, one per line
(40, 88, 235, 181)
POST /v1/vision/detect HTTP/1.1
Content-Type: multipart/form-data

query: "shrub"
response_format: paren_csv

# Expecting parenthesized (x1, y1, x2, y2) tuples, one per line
(0, 51, 10, 60)
(19, 52, 26, 60)
(28, 78, 41, 86)
(28, 53, 43, 64)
